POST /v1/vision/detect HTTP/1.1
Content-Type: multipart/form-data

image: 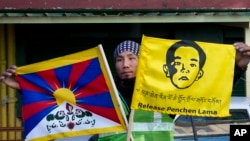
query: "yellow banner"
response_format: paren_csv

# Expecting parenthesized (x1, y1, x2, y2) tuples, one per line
(131, 35, 235, 117)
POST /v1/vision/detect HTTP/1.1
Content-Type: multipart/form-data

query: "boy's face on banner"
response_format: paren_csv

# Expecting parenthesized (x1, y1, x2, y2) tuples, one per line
(170, 46, 200, 88)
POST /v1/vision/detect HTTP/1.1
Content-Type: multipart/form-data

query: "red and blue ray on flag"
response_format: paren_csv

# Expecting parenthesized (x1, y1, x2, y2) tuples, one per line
(16, 45, 127, 141)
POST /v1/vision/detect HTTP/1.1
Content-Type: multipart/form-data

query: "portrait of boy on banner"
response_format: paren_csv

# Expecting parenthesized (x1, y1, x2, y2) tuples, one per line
(163, 40, 206, 89)
(131, 35, 235, 117)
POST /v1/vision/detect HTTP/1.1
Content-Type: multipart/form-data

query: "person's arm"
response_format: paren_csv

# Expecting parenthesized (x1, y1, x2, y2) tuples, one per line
(233, 42, 250, 85)
(0, 65, 20, 90)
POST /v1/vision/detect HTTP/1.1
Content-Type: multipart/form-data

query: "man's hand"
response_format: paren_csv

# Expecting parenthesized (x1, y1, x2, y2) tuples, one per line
(234, 42, 250, 70)
(0, 65, 20, 90)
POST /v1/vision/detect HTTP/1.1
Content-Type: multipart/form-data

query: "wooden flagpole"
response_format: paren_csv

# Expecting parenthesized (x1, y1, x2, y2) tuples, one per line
(97, 44, 129, 128)
(126, 109, 135, 141)
(98, 44, 134, 141)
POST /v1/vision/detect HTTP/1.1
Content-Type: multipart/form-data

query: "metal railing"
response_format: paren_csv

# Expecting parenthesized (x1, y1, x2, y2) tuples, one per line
(0, 127, 24, 141)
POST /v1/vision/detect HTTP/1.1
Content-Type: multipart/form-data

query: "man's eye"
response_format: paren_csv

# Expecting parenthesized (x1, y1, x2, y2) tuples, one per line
(129, 57, 136, 60)
(116, 58, 122, 62)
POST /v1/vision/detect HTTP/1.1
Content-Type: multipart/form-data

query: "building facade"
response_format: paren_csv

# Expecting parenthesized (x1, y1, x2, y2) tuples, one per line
(1, 0, 250, 140)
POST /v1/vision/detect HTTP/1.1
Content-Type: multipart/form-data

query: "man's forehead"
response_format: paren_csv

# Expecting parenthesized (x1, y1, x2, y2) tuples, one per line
(118, 51, 137, 57)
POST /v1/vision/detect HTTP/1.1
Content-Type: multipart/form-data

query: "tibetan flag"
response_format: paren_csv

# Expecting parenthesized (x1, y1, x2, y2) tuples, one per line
(131, 35, 235, 117)
(16, 45, 127, 141)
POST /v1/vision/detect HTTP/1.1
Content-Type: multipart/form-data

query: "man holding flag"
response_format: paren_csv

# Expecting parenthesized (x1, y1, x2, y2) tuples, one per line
(98, 40, 175, 141)
(1, 40, 250, 141)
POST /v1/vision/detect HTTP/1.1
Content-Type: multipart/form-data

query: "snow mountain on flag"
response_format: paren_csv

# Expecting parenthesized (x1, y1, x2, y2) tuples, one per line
(26, 101, 122, 140)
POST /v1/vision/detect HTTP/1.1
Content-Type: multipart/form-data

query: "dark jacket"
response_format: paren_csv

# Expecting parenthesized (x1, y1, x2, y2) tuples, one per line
(233, 65, 246, 85)
(114, 76, 136, 108)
